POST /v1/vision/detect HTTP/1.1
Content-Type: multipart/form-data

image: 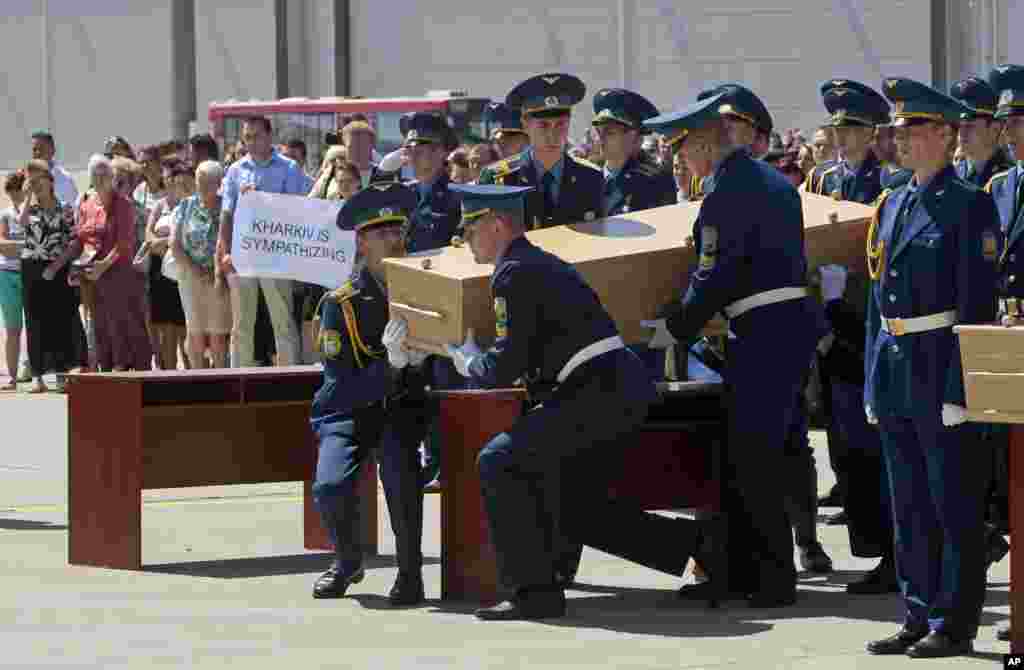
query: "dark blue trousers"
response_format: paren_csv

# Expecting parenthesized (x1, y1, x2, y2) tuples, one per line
(312, 402, 428, 577)
(878, 415, 989, 639)
(476, 350, 684, 590)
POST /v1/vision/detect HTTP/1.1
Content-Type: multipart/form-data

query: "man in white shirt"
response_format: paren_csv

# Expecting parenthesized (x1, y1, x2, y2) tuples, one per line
(31, 131, 78, 205)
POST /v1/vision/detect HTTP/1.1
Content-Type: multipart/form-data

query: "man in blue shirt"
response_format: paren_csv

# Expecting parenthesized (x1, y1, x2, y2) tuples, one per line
(216, 116, 308, 367)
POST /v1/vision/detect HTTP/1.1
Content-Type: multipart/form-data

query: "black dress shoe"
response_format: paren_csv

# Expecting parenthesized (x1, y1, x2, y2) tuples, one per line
(866, 627, 928, 655)
(746, 589, 797, 608)
(905, 631, 973, 658)
(987, 531, 1010, 569)
(312, 566, 365, 599)
(388, 572, 425, 606)
(997, 622, 1012, 641)
(846, 558, 898, 595)
(797, 541, 833, 573)
(474, 588, 566, 621)
(825, 511, 848, 525)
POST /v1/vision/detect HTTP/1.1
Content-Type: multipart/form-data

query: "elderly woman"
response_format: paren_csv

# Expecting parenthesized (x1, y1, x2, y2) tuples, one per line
(172, 161, 231, 368)
(16, 160, 83, 392)
(309, 145, 353, 200)
(143, 157, 188, 369)
(0, 172, 27, 389)
(68, 155, 152, 371)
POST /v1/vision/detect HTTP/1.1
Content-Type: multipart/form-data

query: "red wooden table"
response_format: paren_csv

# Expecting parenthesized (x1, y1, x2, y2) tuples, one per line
(66, 366, 377, 570)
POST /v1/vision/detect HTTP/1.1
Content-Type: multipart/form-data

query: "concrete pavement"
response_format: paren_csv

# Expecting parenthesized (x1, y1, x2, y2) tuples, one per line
(0, 390, 1011, 668)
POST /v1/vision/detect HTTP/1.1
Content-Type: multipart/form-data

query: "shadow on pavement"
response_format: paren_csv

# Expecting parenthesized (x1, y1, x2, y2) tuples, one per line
(0, 518, 67, 530)
(145, 553, 439, 579)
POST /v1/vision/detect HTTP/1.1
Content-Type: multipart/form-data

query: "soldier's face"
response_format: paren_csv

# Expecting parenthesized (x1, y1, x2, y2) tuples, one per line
(496, 133, 530, 158)
(593, 122, 638, 163)
(873, 127, 897, 163)
(358, 224, 406, 275)
(677, 134, 715, 179)
(894, 122, 950, 170)
(958, 118, 1001, 160)
(834, 125, 874, 157)
(811, 130, 835, 164)
(464, 216, 501, 264)
(525, 115, 571, 154)
(1001, 116, 1024, 151)
(406, 142, 445, 179)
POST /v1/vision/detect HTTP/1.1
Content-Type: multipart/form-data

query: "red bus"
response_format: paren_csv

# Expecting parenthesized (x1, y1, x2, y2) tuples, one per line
(208, 92, 492, 172)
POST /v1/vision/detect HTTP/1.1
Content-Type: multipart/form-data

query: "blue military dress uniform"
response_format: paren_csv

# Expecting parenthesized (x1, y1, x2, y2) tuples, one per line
(591, 88, 677, 216)
(864, 78, 999, 646)
(401, 112, 461, 253)
(310, 184, 430, 601)
(446, 185, 699, 618)
(645, 94, 822, 603)
(477, 73, 603, 228)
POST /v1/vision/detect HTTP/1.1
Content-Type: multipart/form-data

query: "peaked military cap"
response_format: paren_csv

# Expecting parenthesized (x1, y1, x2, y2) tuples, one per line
(642, 92, 726, 149)
(485, 102, 526, 139)
(591, 88, 661, 133)
(949, 76, 999, 119)
(506, 73, 586, 118)
(337, 182, 417, 233)
(403, 112, 450, 147)
(698, 83, 773, 133)
(448, 184, 534, 230)
(882, 77, 967, 126)
(820, 79, 890, 127)
(988, 64, 1024, 119)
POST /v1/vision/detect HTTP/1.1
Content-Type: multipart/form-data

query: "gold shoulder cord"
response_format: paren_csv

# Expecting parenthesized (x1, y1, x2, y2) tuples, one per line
(340, 299, 383, 369)
(866, 190, 891, 281)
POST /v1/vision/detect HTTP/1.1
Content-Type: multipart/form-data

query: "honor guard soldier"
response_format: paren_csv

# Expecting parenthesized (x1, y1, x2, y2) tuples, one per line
(687, 83, 774, 199)
(982, 64, 1024, 644)
(817, 80, 891, 203)
(951, 76, 1014, 188)
(477, 73, 603, 228)
(420, 184, 702, 620)
(590, 88, 677, 216)
(643, 93, 821, 608)
(309, 183, 431, 605)
(802, 127, 839, 194)
(402, 112, 461, 253)
(863, 78, 999, 658)
(485, 102, 531, 159)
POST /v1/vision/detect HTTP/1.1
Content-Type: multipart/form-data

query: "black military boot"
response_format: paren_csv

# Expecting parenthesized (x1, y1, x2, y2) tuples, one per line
(797, 540, 833, 573)
(312, 564, 365, 599)
(866, 626, 928, 655)
(846, 555, 898, 594)
(388, 571, 425, 606)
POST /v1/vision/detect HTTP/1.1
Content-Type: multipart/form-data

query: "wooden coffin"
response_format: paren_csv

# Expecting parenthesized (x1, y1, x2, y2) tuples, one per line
(955, 325, 1024, 423)
(384, 192, 875, 353)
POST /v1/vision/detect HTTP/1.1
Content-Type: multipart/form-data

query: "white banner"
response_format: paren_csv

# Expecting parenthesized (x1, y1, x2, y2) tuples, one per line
(232, 191, 354, 289)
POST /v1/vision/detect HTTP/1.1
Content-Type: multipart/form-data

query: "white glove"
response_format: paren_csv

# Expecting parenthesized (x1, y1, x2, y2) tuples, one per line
(378, 149, 405, 173)
(942, 403, 968, 427)
(865, 405, 878, 425)
(819, 264, 848, 302)
(382, 317, 410, 369)
(641, 319, 678, 350)
(445, 330, 483, 378)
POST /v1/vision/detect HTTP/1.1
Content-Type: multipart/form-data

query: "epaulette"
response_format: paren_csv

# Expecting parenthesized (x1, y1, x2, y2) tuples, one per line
(568, 153, 601, 171)
(632, 157, 663, 178)
(985, 169, 1012, 194)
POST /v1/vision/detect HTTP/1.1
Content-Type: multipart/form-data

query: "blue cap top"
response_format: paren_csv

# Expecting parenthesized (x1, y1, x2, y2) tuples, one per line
(949, 76, 999, 119)
(882, 77, 969, 126)
(642, 92, 726, 149)
(447, 184, 535, 229)
(506, 73, 586, 118)
(988, 64, 1024, 119)
(592, 88, 661, 132)
(697, 83, 772, 133)
(820, 79, 890, 127)
(484, 102, 526, 138)
(403, 112, 451, 147)
(337, 182, 417, 232)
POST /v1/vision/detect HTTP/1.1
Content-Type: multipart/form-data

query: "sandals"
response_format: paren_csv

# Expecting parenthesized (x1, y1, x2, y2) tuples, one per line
(26, 381, 48, 394)
(1, 381, 16, 391)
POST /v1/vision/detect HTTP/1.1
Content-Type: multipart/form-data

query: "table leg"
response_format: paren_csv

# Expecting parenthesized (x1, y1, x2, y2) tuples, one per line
(67, 379, 143, 569)
(1011, 425, 1022, 653)
(437, 389, 525, 605)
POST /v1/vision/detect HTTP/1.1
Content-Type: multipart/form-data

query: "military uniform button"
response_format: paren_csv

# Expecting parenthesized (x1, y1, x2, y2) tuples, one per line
(1011, 276, 1017, 284)
(889, 294, 896, 302)
(1010, 254, 1016, 262)
(891, 344, 900, 353)
(890, 270, 898, 278)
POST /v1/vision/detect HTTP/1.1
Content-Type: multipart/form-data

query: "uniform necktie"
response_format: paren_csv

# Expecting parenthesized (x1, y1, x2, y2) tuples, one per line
(892, 191, 918, 245)
(542, 171, 556, 216)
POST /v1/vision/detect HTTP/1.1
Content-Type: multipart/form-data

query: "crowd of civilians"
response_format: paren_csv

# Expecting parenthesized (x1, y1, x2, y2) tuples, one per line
(0, 117, 837, 392)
